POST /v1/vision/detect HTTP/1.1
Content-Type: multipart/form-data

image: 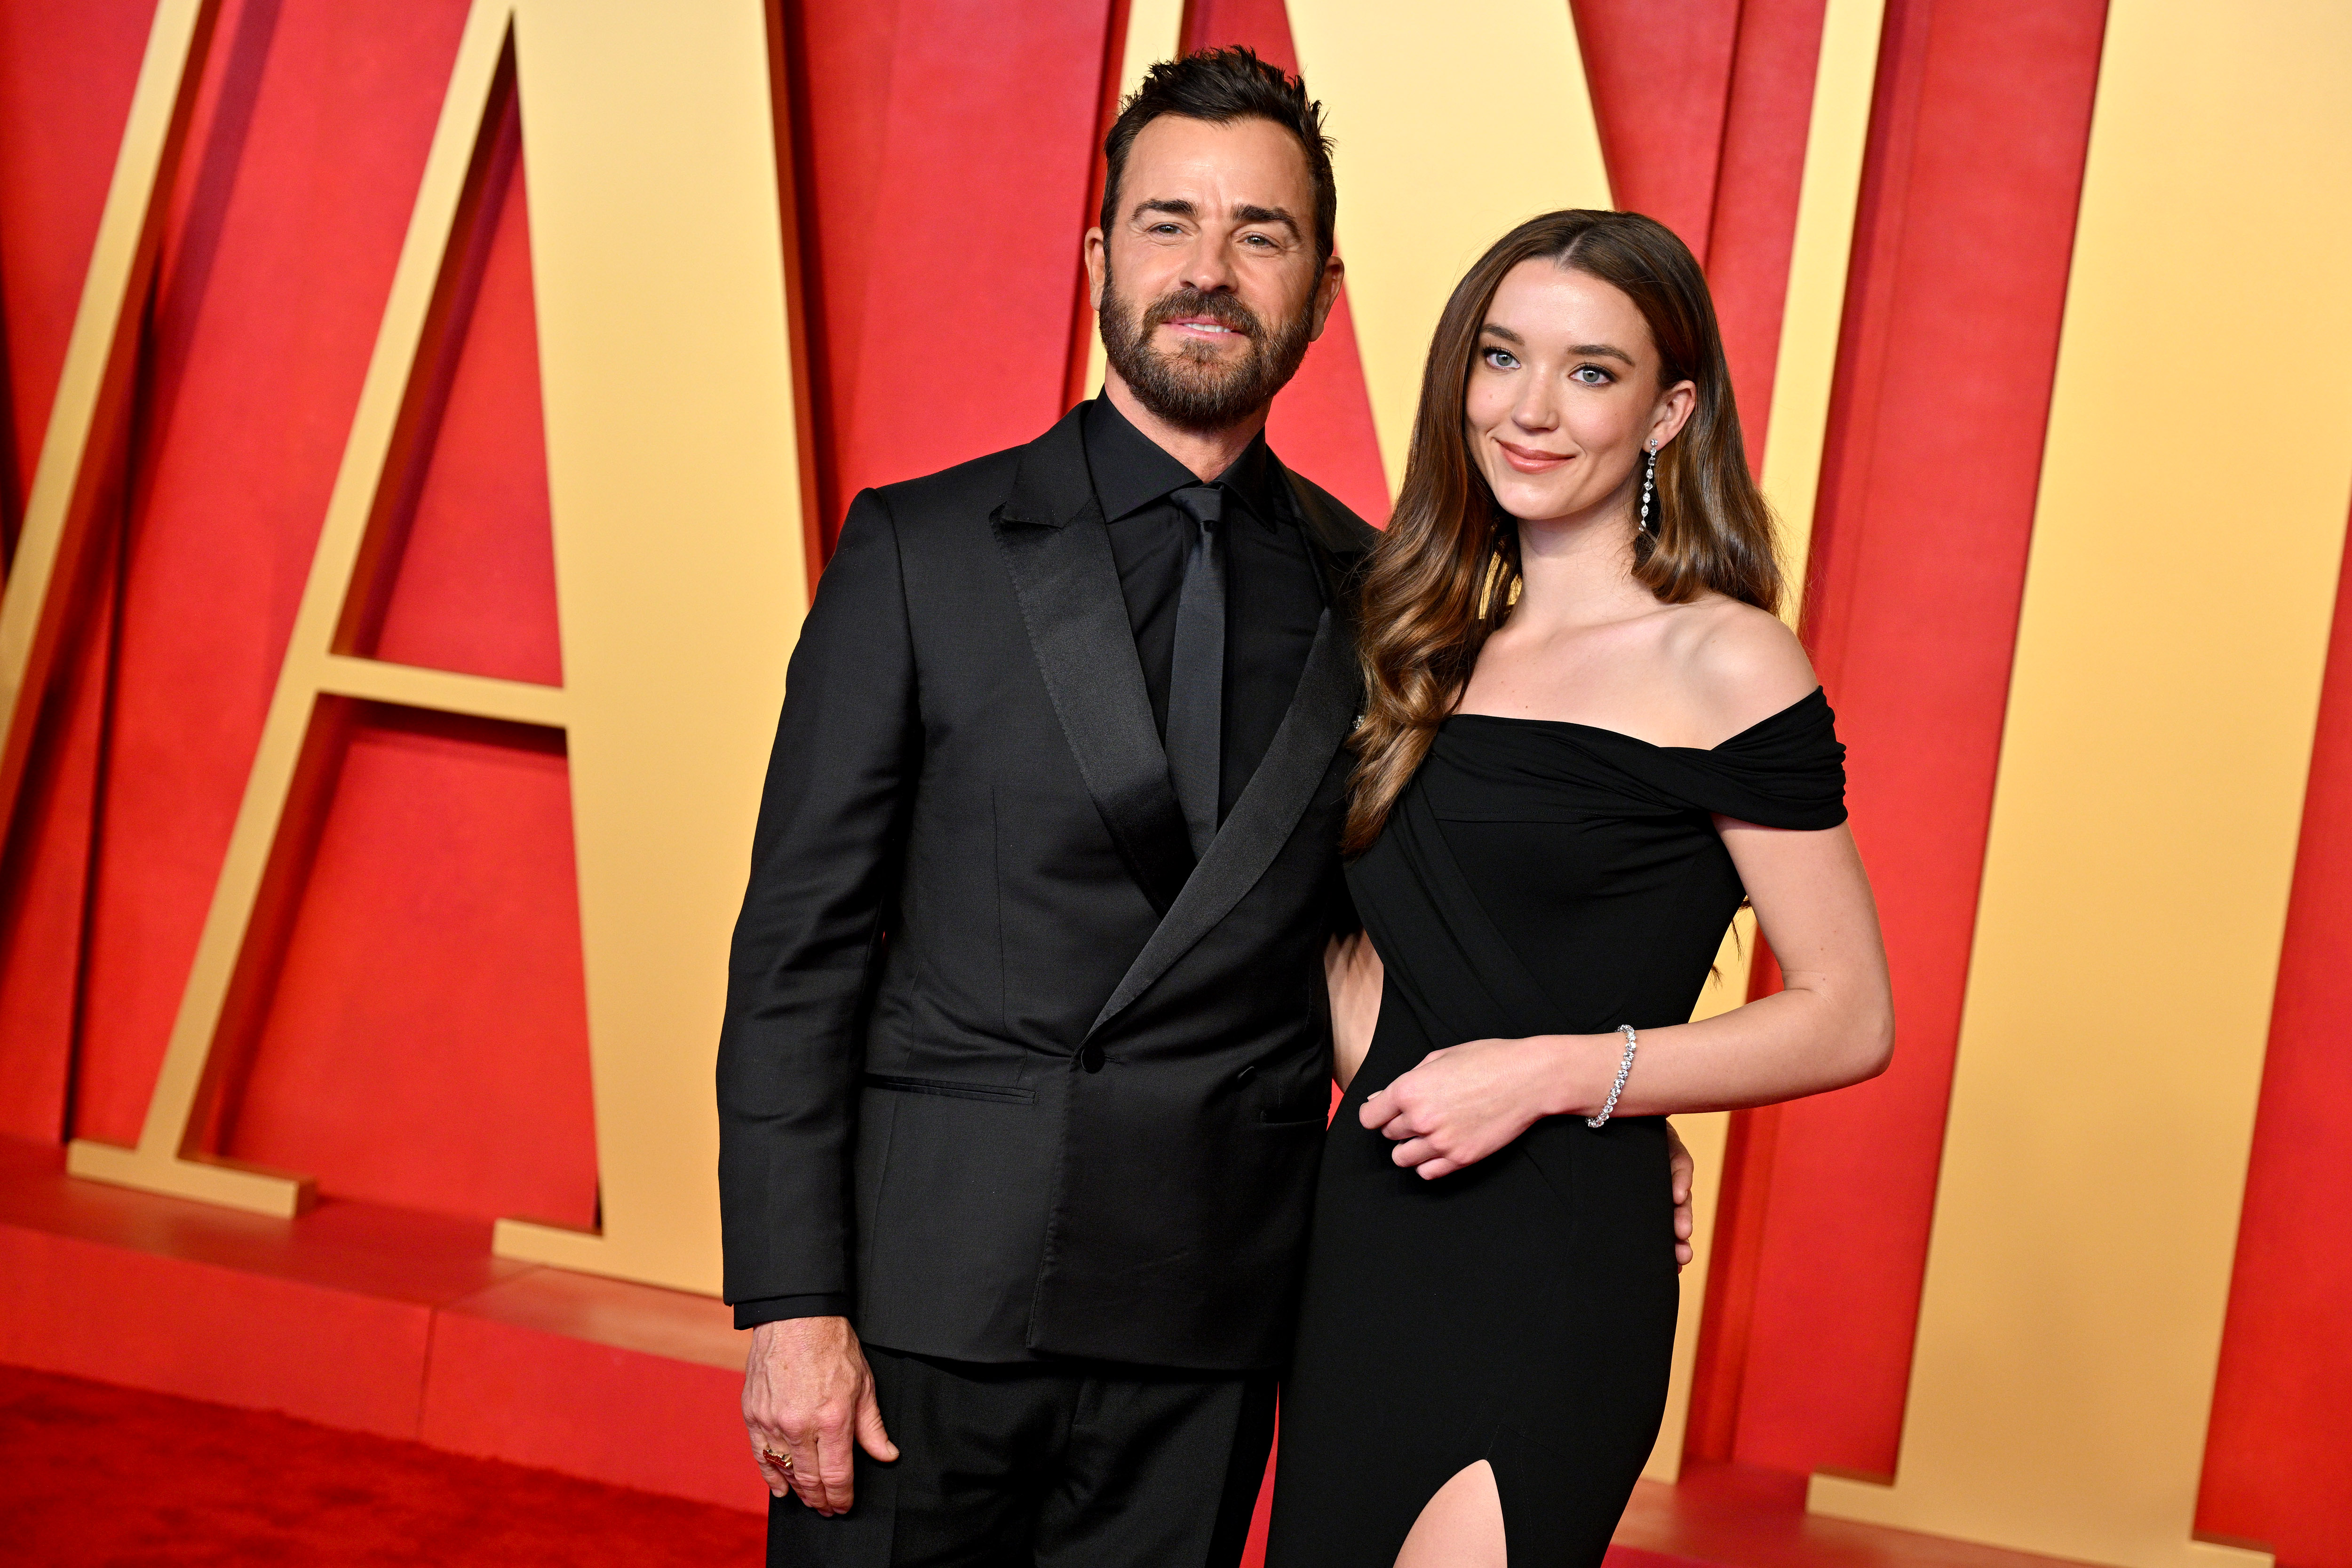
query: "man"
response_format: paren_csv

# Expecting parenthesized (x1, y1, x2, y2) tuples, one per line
(718, 48, 1693, 1567)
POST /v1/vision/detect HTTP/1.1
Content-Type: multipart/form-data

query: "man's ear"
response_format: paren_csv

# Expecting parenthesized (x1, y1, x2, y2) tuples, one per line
(1309, 252, 1344, 341)
(1084, 229, 1108, 313)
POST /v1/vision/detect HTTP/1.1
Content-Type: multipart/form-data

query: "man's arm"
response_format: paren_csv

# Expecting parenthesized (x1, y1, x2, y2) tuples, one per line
(717, 489, 917, 1507)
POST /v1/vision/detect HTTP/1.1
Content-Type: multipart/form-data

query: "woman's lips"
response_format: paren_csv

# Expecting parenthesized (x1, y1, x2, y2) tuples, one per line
(1495, 440, 1572, 474)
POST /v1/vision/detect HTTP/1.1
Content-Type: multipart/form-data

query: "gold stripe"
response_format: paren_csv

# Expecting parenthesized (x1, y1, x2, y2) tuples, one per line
(1758, 0, 1887, 617)
(1286, 0, 1612, 493)
(315, 656, 565, 729)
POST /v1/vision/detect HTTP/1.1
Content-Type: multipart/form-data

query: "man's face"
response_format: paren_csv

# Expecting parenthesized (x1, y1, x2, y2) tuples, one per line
(1087, 114, 1343, 433)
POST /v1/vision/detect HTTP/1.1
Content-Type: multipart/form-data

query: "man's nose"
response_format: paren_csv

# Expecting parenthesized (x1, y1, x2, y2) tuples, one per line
(1177, 235, 1239, 295)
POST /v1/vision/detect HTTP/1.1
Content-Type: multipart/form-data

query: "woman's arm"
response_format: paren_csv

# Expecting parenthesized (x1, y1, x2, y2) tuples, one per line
(1325, 931, 1385, 1091)
(1360, 817, 1893, 1179)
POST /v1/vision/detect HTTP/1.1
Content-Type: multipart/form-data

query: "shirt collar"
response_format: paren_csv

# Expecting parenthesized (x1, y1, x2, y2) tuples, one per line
(1081, 395, 1284, 532)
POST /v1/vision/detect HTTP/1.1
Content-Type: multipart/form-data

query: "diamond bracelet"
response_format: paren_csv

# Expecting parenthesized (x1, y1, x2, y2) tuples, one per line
(1586, 1024, 1639, 1129)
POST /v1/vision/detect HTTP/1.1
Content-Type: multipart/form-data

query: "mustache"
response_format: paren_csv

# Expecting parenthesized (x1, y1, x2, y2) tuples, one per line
(1138, 287, 1260, 339)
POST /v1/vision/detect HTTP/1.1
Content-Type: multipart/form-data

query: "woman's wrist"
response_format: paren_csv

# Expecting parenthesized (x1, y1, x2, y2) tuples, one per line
(1528, 1033, 1618, 1119)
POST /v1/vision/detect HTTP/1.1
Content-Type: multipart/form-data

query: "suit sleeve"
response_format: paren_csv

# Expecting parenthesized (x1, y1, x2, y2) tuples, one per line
(717, 489, 918, 1313)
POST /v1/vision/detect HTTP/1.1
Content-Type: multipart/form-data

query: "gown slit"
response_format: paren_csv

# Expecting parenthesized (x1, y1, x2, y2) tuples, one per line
(1267, 690, 1848, 1566)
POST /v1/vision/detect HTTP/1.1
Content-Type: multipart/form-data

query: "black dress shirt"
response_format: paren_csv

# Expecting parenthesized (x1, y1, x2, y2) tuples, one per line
(1087, 395, 1328, 823)
(737, 399, 1329, 1331)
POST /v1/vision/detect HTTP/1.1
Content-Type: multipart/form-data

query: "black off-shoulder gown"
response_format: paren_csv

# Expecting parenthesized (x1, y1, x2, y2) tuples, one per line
(1266, 690, 1847, 1566)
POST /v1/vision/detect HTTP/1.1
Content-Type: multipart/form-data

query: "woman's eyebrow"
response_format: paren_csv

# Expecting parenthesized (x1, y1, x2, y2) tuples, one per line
(1477, 325, 1636, 367)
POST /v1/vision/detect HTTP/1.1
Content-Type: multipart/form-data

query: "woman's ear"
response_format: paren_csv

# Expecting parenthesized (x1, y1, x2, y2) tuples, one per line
(1651, 379, 1699, 448)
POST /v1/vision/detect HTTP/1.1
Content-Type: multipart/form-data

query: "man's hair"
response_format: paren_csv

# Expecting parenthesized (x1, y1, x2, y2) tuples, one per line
(1100, 48, 1336, 267)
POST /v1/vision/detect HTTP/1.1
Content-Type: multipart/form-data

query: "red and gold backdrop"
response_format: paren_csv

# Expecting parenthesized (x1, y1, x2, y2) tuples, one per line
(0, 2, 2347, 1564)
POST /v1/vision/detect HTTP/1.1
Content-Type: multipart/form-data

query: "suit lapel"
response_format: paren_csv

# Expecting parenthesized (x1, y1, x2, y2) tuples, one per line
(993, 410, 1194, 915)
(1089, 603, 1359, 1036)
(1083, 455, 1379, 1035)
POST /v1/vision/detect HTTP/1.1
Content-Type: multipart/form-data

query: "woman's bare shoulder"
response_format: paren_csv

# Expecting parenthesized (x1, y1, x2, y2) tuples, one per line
(1666, 596, 1819, 743)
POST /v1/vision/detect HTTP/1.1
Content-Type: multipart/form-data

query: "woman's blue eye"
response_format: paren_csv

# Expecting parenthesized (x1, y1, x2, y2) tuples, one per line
(1572, 365, 1613, 386)
(1482, 348, 1519, 370)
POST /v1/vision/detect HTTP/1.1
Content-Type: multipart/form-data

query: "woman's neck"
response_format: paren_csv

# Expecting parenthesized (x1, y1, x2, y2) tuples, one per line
(1509, 495, 1651, 633)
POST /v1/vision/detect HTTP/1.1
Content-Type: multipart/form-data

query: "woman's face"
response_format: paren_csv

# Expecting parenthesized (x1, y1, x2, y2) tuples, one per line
(1464, 259, 1693, 526)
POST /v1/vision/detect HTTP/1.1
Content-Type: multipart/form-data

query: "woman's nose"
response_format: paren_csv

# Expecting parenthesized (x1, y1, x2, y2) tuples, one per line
(1512, 389, 1558, 431)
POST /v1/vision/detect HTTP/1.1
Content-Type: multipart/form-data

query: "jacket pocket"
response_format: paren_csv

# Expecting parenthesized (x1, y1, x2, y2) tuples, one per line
(862, 1072, 1035, 1105)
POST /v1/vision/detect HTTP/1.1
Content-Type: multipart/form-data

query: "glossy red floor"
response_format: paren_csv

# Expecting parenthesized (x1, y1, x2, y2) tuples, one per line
(0, 1364, 764, 1566)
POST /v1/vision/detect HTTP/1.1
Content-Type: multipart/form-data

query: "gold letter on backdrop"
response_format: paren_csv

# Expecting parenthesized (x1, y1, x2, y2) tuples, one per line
(1808, 0, 2352, 1559)
(66, 0, 808, 1297)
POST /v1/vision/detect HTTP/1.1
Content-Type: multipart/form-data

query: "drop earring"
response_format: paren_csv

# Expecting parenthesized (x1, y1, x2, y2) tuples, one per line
(1639, 439, 1659, 535)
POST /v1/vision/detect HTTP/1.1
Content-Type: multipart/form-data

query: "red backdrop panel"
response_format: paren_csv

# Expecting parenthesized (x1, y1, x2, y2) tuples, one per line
(1570, 0, 1741, 258)
(1700, 0, 1827, 461)
(0, 523, 116, 1141)
(784, 0, 1119, 552)
(0, 0, 156, 533)
(2197, 522, 2352, 1566)
(0, 0, 159, 1142)
(222, 710, 594, 1229)
(366, 88, 563, 690)
(1695, 0, 2108, 1476)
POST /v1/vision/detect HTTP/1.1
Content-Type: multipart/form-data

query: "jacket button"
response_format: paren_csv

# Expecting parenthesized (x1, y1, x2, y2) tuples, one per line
(1080, 1045, 1105, 1073)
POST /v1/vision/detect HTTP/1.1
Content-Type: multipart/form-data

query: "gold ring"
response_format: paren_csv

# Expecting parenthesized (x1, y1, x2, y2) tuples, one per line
(763, 1449, 794, 1471)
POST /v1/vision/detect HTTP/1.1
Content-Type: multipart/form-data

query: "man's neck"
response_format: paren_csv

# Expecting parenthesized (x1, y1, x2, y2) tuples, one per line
(1103, 372, 1269, 484)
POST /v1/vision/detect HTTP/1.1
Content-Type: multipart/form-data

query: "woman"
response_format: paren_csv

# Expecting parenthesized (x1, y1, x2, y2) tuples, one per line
(1265, 210, 1893, 1567)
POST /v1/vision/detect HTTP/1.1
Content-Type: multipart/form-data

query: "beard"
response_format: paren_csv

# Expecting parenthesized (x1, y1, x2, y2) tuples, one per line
(1098, 267, 1316, 433)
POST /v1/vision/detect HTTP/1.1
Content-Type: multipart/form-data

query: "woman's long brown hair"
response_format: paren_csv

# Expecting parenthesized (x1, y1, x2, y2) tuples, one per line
(1343, 209, 1781, 855)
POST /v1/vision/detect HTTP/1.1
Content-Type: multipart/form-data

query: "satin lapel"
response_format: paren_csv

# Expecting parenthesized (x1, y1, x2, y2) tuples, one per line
(994, 501, 1193, 917)
(1089, 605, 1358, 1036)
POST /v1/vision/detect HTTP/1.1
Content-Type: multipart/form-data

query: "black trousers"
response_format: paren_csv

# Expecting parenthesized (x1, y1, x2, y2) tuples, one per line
(768, 1346, 1277, 1568)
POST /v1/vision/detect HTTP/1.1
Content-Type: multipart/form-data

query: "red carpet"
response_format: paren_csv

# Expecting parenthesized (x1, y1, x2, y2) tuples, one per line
(0, 1364, 765, 1566)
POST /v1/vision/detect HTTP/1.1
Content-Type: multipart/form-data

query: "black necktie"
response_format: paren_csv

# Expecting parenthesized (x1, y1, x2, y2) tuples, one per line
(1167, 485, 1227, 858)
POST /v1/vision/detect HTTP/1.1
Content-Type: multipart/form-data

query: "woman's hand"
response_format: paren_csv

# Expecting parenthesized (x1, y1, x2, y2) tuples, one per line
(1360, 1035, 1597, 1179)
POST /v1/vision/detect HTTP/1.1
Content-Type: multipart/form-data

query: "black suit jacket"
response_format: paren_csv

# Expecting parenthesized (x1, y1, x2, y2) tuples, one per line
(717, 405, 1378, 1370)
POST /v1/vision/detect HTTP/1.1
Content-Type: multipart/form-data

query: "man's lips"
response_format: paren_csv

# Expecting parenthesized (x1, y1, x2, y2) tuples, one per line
(1495, 439, 1573, 473)
(1159, 314, 1248, 339)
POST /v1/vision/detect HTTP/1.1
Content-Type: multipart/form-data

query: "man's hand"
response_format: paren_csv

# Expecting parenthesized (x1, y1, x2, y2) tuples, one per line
(743, 1315, 898, 1514)
(1666, 1120, 1695, 1272)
